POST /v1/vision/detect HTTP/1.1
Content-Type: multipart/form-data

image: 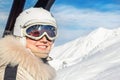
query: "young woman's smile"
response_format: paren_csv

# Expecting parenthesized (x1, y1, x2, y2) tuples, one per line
(26, 36, 53, 58)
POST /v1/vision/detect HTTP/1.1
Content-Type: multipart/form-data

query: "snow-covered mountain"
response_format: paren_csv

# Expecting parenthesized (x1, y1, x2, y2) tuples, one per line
(49, 27, 120, 80)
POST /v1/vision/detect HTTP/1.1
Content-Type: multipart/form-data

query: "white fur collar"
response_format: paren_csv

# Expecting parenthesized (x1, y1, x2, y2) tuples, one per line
(0, 35, 55, 80)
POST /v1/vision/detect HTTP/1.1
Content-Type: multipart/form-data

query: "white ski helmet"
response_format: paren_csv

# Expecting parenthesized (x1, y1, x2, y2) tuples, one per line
(13, 7, 57, 37)
(13, 7, 57, 46)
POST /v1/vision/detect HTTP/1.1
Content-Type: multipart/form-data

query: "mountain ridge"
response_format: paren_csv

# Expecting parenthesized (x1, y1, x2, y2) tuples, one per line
(49, 27, 120, 70)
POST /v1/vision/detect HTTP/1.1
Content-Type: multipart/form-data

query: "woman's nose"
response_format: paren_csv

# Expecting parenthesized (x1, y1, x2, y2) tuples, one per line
(39, 36, 48, 42)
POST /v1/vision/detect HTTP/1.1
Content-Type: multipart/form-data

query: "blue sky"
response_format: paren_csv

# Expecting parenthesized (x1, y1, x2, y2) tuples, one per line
(0, 0, 120, 46)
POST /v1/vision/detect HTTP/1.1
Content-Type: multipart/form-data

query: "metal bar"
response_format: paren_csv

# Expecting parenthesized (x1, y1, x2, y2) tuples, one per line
(45, 0, 55, 11)
(34, 0, 55, 11)
(3, 0, 26, 36)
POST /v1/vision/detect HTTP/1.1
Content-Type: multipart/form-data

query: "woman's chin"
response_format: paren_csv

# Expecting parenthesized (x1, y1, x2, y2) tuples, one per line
(34, 52, 48, 58)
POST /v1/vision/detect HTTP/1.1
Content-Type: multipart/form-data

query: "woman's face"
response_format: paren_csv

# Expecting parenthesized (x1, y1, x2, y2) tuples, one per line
(26, 36, 53, 58)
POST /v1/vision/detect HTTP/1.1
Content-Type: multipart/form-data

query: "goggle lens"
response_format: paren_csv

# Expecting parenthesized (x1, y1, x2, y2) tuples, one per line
(25, 25, 57, 40)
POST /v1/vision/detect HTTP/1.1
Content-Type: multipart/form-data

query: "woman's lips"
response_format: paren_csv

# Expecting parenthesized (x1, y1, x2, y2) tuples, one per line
(36, 45, 48, 49)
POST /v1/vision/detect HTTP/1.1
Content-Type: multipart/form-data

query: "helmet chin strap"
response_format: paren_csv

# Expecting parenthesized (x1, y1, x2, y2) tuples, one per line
(19, 37, 26, 47)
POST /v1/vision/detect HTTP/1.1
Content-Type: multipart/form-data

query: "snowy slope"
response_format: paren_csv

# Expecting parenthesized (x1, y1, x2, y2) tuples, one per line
(54, 40, 120, 80)
(49, 27, 120, 70)
(48, 27, 120, 80)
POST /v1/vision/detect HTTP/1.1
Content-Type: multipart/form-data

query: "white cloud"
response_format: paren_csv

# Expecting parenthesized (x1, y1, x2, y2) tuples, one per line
(0, 12, 8, 38)
(52, 5, 120, 46)
(0, 12, 8, 30)
(0, 0, 13, 38)
(53, 5, 120, 29)
(0, 12, 8, 21)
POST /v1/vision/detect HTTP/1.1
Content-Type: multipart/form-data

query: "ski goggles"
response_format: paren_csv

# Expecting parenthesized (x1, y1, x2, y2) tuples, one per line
(23, 25, 57, 40)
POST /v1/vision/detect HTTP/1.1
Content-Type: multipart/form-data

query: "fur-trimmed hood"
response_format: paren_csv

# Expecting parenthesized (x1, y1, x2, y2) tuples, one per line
(0, 35, 56, 80)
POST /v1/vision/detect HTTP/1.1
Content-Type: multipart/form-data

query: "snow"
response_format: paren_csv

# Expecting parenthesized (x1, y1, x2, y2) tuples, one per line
(48, 27, 120, 80)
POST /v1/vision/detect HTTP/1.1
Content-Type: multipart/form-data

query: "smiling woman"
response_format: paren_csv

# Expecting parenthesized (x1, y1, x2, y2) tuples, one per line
(0, 6, 58, 80)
